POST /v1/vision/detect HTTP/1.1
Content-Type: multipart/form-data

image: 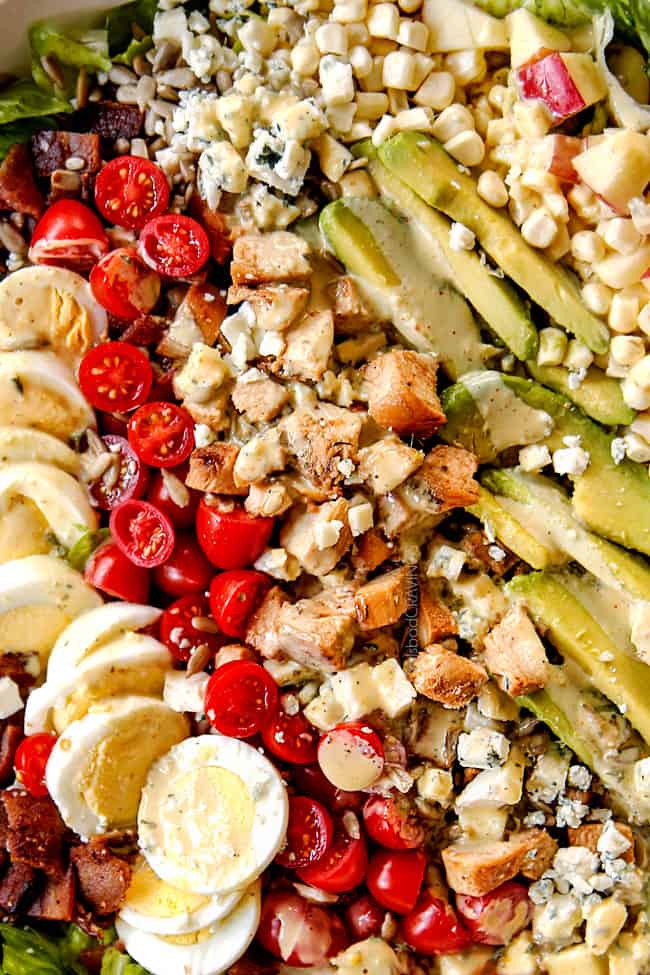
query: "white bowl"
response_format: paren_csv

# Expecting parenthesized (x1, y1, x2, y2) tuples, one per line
(1, 0, 111, 72)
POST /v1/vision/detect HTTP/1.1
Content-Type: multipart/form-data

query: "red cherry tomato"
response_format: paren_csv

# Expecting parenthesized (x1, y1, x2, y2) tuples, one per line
(79, 342, 153, 414)
(152, 532, 214, 597)
(362, 795, 425, 850)
(110, 499, 175, 569)
(209, 570, 272, 639)
(95, 156, 170, 230)
(205, 660, 279, 738)
(456, 882, 532, 947)
(292, 764, 363, 813)
(296, 818, 368, 894)
(261, 708, 319, 766)
(196, 498, 274, 570)
(159, 594, 222, 663)
(84, 540, 150, 603)
(28, 200, 108, 270)
(14, 733, 57, 798)
(88, 435, 149, 511)
(401, 892, 473, 955)
(128, 402, 194, 469)
(345, 894, 388, 941)
(257, 891, 349, 967)
(147, 466, 198, 528)
(139, 214, 209, 278)
(90, 247, 161, 321)
(276, 795, 334, 869)
(318, 722, 384, 792)
(366, 848, 427, 915)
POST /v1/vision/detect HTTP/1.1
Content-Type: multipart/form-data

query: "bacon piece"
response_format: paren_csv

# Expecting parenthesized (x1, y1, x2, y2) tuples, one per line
(79, 101, 143, 141)
(0, 861, 36, 913)
(28, 865, 76, 921)
(31, 131, 101, 179)
(0, 653, 35, 695)
(119, 315, 168, 347)
(0, 144, 43, 218)
(1, 792, 65, 874)
(0, 724, 22, 787)
(70, 842, 131, 916)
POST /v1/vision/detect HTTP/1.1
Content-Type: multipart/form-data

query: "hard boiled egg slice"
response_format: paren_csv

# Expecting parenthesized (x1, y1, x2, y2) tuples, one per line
(116, 881, 261, 975)
(0, 266, 107, 363)
(120, 858, 244, 936)
(0, 462, 97, 562)
(24, 632, 172, 735)
(0, 427, 80, 474)
(0, 350, 95, 441)
(139, 736, 289, 896)
(47, 602, 162, 683)
(0, 555, 101, 671)
(45, 696, 189, 839)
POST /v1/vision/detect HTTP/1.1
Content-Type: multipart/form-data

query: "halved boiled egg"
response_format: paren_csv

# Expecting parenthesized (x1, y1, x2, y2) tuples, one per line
(0, 265, 107, 363)
(47, 602, 162, 683)
(45, 696, 189, 839)
(0, 350, 95, 441)
(0, 427, 80, 474)
(138, 736, 289, 896)
(116, 881, 261, 975)
(0, 555, 101, 669)
(120, 857, 245, 936)
(24, 632, 172, 735)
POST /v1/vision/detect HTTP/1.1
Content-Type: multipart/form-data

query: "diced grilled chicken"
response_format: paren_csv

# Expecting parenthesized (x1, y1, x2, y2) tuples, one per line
(227, 284, 309, 331)
(245, 480, 293, 518)
(354, 566, 412, 631)
(364, 350, 445, 438)
(275, 588, 358, 673)
(407, 647, 488, 708)
(185, 444, 247, 495)
(417, 582, 458, 646)
(283, 402, 363, 493)
(460, 529, 517, 577)
(483, 605, 550, 697)
(231, 232, 311, 286)
(442, 829, 558, 897)
(231, 375, 289, 423)
(157, 283, 226, 359)
(245, 586, 290, 658)
(280, 498, 353, 577)
(281, 310, 334, 382)
(567, 823, 635, 864)
(351, 529, 393, 575)
(407, 445, 480, 515)
(357, 437, 424, 496)
(329, 276, 373, 333)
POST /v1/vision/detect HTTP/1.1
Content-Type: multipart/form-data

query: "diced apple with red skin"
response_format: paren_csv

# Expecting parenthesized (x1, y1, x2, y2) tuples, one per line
(528, 134, 584, 183)
(573, 131, 650, 215)
(508, 8, 570, 70)
(517, 52, 607, 124)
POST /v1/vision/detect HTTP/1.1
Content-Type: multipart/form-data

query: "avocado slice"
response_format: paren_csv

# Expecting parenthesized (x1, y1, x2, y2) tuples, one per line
(319, 198, 486, 378)
(507, 571, 650, 747)
(354, 141, 538, 361)
(468, 485, 561, 570)
(527, 361, 635, 427)
(484, 468, 650, 600)
(379, 132, 610, 354)
(518, 687, 594, 768)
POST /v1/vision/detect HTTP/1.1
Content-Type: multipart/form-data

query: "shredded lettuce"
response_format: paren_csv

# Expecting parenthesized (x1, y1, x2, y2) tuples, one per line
(0, 924, 92, 975)
(66, 527, 111, 572)
(100, 947, 149, 975)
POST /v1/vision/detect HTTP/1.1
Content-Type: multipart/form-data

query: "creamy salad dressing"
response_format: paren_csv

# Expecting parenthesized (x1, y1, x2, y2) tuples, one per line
(461, 371, 554, 452)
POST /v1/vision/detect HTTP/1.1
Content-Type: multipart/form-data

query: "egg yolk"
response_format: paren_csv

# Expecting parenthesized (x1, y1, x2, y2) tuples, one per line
(0, 375, 87, 442)
(0, 497, 49, 564)
(125, 858, 211, 919)
(52, 663, 169, 733)
(0, 604, 72, 665)
(51, 288, 94, 357)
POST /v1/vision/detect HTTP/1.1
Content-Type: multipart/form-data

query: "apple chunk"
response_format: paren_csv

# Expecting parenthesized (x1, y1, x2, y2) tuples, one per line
(508, 9, 571, 70)
(517, 52, 607, 123)
(528, 134, 584, 183)
(573, 131, 650, 214)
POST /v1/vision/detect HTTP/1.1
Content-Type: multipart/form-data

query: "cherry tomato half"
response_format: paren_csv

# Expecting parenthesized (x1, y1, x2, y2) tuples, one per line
(401, 892, 473, 955)
(128, 402, 194, 469)
(318, 722, 384, 792)
(209, 570, 272, 639)
(345, 894, 388, 941)
(28, 200, 108, 271)
(88, 435, 149, 511)
(292, 764, 363, 813)
(147, 466, 198, 529)
(159, 594, 222, 663)
(95, 156, 170, 231)
(196, 498, 274, 570)
(152, 532, 214, 597)
(262, 708, 319, 766)
(367, 848, 427, 915)
(257, 891, 349, 966)
(79, 341, 153, 414)
(296, 818, 368, 894)
(110, 499, 175, 569)
(456, 882, 531, 947)
(139, 214, 210, 278)
(205, 659, 279, 738)
(276, 795, 334, 870)
(90, 247, 161, 321)
(362, 795, 425, 851)
(84, 540, 150, 603)
(14, 733, 57, 798)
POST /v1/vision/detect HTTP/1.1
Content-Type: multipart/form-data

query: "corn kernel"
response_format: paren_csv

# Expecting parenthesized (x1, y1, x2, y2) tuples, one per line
(413, 71, 455, 110)
(382, 49, 418, 90)
(609, 292, 640, 333)
(397, 19, 428, 51)
(444, 129, 485, 167)
(629, 196, 650, 235)
(372, 114, 397, 146)
(638, 303, 650, 336)
(477, 170, 508, 208)
(581, 281, 613, 316)
(397, 0, 422, 12)
(340, 170, 376, 198)
(622, 378, 650, 410)
(521, 207, 558, 249)
(394, 107, 434, 132)
(291, 41, 320, 76)
(332, 0, 367, 22)
(513, 100, 552, 138)
(611, 335, 645, 366)
(369, 37, 397, 56)
(629, 353, 650, 389)
(486, 117, 517, 147)
(544, 191, 569, 222)
(545, 223, 570, 262)
(313, 132, 353, 182)
(432, 103, 474, 142)
(315, 23, 349, 55)
(319, 55, 355, 104)
(598, 217, 642, 256)
(445, 49, 486, 86)
(355, 91, 389, 119)
(346, 22, 370, 44)
(238, 19, 277, 57)
(571, 230, 605, 264)
(388, 87, 408, 114)
(349, 45, 373, 78)
(538, 327, 568, 366)
(487, 84, 508, 112)
(359, 55, 385, 92)
(412, 53, 434, 88)
(563, 339, 593, 371)
(623, 432, 650, 463)
(367, 3, 400, 39)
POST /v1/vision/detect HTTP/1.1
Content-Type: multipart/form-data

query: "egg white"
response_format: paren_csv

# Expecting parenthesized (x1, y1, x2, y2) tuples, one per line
(116, 881, 261, 975)
(46, 695, 189, 839)
(47, 602, 162, 683)
(138, 736, 289, 896)
(0, 427, 80, 474)
(0, 350, 95, 440)
(24, 632, 173, 735)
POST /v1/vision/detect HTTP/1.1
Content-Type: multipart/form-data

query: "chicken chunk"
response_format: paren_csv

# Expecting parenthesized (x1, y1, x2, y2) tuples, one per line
(483, 605, 550, 697)
(281, 310, 334, 382)
(567, 823, 635, 864)
(442, 830, 558, 897)
(364, 350, 445, 438)
(157, 283, 226, 359)
(280, 499, 353, 577)
(275, 588, 357, 673)
(354, 566, 412, 631)
(231, 232, 311, 286)
(245, 586, 290, 658)
(351, 529, 393, 575)
(283, 403, 363, 493)
(231, 375, 289, 423)
(357, 437, 424, 496)
(185, 444, 247, 495)
(227, 284, 309, 331)
(407, 446, 479, 514)
(245, 480, 293, 517)
(417, 583, 458, 647)
(329, 276, 372, 333)
(407, 647, 488, 708)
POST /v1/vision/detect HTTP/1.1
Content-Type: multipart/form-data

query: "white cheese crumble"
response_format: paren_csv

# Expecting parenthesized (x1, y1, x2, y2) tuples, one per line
(457, 727, 510, 769)
(0, 677, 22, 719)
(449, 221, 476, 252)
(552, 445, 590, 477)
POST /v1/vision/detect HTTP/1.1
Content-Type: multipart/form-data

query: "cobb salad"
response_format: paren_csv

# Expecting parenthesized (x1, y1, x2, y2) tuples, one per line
(0, 0, 650, 972)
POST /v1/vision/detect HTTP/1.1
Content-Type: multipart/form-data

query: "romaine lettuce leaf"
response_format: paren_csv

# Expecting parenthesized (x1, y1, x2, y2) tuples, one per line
(106, 0, 157, 56)
(0, 80, 70, 126)
(29, 21, 111, 74)
(0, 924, 89, 975)
(100, 947, 149, 975)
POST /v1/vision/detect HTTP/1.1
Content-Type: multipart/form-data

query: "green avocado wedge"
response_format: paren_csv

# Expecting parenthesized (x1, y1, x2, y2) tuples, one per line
(379, 132, 610, 354)
(517, 688, 594, 767)
(526, 361, 635, 427)
(468, 485, 562, 570)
